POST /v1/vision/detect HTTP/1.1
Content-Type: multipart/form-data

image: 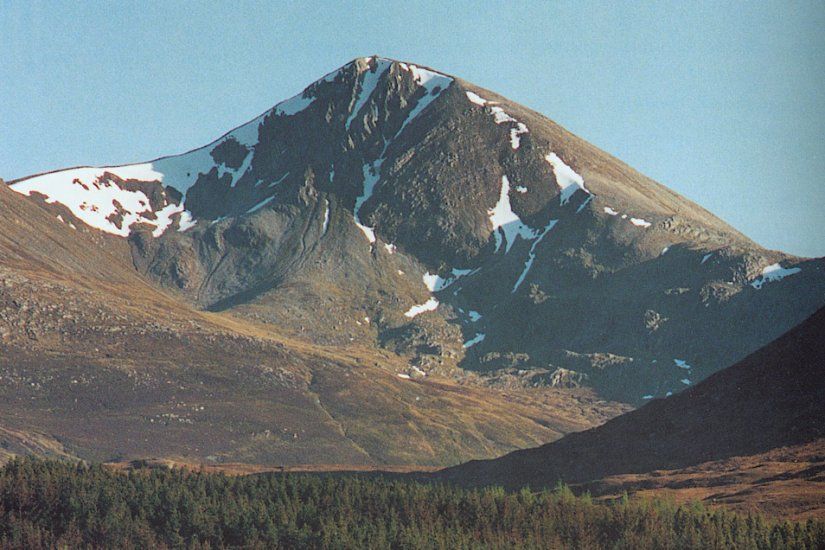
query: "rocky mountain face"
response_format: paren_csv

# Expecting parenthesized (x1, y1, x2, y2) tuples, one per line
(0, 177, 623, 466)
(3, 56, 823, 466)
(435, 306, 825, 489)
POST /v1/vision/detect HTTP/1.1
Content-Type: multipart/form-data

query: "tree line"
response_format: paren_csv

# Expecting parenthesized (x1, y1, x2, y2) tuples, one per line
(0, 457, 821, 549)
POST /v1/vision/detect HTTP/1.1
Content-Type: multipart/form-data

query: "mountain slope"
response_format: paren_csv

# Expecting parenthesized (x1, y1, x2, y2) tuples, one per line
(436, 306, 825, 488)
(0, 180, 626, 466)
(583, 441, 825, 520)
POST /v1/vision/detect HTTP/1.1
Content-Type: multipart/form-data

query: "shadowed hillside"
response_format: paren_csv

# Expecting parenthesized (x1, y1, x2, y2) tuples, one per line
(437, 307, 825, 488)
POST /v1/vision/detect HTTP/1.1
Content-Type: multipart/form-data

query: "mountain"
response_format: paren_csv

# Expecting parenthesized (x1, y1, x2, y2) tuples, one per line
(3, 56, 823, 466)
(435, 306, 825, 491)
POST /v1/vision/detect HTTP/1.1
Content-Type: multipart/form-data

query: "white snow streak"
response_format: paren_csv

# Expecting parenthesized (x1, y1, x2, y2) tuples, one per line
(404, 297, 440, 318)
(346, 59, 391, 130)
(575, 194, 593, 213)
(463, 333, 485, 349)
(353, 159, 383, 243)
(512, 219, 558, 293)
(545, 153, 589, 205)
(246, 195, 275, 214)
(268, 173, 290, 188)
(321, 198, 330, 235)
(394, 64, 453, 138)
(353, 63, 452, 244)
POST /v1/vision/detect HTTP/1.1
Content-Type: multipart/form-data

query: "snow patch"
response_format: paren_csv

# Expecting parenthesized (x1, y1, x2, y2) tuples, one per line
(750, 263, 802, 289)
(10, 166, 193, 237)
(274, 90, 316, 117)
(228, 151, 253, 188)
(224, 117, 262, 148)
(701, 253, 713, 264)
(404, 298, 439, 318)
(681, 379, 691, 385)
(630, 217, 651, 228)
(177, 211, 197, 232)
(423, 268, 474, 292)
(545, 153, 589, 205)
(150, 202, 190, 237)
(490, 106, 517, 124)
(642, 395, 653, 400)
(510, 123, 529, 149)
(467, 310, 482, 322)
(604, 207, 619, 216)
(465, 91, 528, 149)
(674, 359, 692, 370)
(465, 91, 487, 106)
(463, 333, 485, 349)
(488, 175, 539, 253)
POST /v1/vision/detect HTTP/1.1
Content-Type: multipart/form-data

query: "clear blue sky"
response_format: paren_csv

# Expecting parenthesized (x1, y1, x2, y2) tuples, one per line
(2, 1, 823, 256)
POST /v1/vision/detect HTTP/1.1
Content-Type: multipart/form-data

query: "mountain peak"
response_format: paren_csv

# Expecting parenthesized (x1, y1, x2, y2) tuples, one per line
(7, 56, 824, 406)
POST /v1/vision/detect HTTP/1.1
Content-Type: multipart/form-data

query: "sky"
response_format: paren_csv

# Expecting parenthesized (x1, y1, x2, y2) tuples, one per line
(1, 1, 823, 257)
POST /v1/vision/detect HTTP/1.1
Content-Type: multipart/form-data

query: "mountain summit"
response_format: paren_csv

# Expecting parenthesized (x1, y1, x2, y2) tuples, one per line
(4, 56, 824, 468)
